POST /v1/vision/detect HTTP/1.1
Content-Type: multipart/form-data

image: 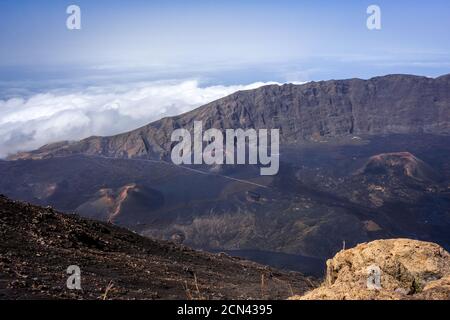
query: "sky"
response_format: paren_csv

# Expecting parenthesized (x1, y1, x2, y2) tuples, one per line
(0, 0, 449, 157)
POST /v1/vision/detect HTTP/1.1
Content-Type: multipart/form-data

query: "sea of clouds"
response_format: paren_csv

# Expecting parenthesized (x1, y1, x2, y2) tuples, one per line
(0, 79, 287, 158)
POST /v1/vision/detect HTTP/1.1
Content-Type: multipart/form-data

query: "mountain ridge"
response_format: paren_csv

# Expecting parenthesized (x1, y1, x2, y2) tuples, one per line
(8, 73, 450, 161)
(1, 72, 450, 270)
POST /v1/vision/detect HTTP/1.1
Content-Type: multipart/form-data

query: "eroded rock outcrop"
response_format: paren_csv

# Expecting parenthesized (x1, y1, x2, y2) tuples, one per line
(291, 239, 450, 300)
(358, 152, 439, 182)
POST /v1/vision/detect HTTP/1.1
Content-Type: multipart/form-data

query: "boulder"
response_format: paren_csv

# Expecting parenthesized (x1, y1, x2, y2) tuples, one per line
(291, 239, 450, 300)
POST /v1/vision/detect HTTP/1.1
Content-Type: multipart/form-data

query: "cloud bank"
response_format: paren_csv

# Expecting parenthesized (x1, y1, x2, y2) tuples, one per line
(0, 80, 290, 158)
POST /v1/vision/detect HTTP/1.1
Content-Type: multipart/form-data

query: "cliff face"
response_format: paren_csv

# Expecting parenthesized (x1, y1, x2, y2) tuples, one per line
(9, 74, 450, 160)
(291, 239, 450, 300)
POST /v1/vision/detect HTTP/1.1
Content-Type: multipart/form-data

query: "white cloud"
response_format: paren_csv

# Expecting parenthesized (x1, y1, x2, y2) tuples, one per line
(0, 79, 294, 158)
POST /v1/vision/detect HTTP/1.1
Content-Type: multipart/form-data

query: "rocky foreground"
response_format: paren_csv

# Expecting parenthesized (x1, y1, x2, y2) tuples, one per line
(0, 195, 315, 300)
(291, 239, 450, 300)
(1, 194, 449, 300)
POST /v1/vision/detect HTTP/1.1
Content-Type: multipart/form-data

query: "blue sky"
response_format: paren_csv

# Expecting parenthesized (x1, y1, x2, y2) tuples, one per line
(0, 1, 450, 157)
(0, 0, 449, 87)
